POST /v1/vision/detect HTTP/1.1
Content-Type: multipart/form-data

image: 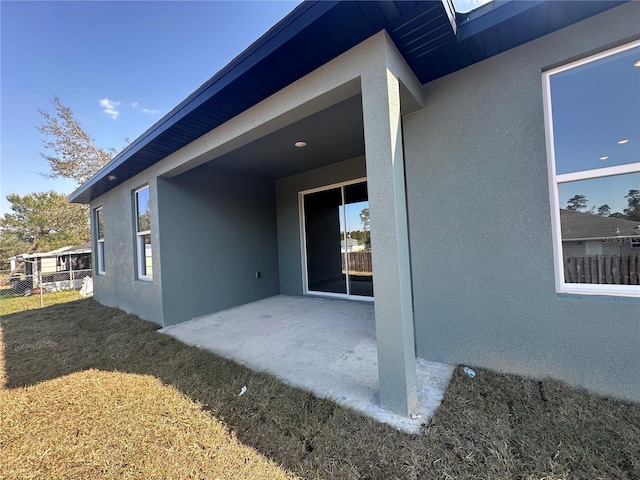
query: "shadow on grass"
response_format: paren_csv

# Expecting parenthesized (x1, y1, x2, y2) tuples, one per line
(2, 299, 639, 479)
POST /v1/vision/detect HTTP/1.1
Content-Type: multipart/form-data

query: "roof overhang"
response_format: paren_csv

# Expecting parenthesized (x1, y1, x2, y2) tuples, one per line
(18, 251, 92, 261)
(69, 0, 627, 204)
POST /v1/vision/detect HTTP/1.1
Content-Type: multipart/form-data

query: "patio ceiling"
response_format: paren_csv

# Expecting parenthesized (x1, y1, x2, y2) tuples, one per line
(69, 0, 627, 204)
(202, 94, 365, 179)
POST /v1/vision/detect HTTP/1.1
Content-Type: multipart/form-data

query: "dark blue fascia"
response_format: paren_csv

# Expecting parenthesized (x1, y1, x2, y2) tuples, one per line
(70, 0, 628, 204)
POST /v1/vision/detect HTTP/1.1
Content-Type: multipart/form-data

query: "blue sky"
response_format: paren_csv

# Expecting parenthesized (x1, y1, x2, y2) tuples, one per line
(1, 0, 300, 213)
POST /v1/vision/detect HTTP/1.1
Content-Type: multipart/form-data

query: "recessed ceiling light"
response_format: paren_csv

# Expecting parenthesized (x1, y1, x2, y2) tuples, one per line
(107, 175, 117, 181)
(599, 156, 609, 160)
(635, 60, 640, 67)
(294, 141, 307, 148)
(618, 139, 629, 144)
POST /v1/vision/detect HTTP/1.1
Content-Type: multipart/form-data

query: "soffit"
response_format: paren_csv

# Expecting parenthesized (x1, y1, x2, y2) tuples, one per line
(205, 94, 365, 179)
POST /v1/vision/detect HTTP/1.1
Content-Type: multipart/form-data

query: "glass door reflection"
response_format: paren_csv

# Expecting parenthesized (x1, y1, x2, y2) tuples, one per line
(343, 182, 373, 297)
(303, 180, 373, 299)
(303, 187, 347, 294)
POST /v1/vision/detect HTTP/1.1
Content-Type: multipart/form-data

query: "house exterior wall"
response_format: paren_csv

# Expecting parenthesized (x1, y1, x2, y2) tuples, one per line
(86, 31, 422, 414)
(563, 240, 637, 257)
(90, 176, 164, 324)
(91, 163, 280, 327)
(82, 5, 637, 406)
(85, 33, 411, 329)
(276, 156, 366, 295)
(157, 165, 280, 326)
(404, 3, 640, 401)
(40, 257, 57, 273)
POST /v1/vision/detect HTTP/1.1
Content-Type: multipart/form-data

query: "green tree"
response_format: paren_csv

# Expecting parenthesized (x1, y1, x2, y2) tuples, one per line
(566, 194, 588, 211)
(623, 189, 640, 221)
(359, 208, 370, 231)
(359, 208, 371, 249)
(0, 233, 31, 271)
(596, 204, 611, 216)
(38, 96, 116, 185)
(0, 192, 90, 265)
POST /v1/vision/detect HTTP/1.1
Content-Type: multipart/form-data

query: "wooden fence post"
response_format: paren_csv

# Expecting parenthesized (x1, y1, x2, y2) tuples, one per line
(563, 254, 639, 285)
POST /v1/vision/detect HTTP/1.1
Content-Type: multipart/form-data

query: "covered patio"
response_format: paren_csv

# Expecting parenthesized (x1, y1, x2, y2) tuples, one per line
(151, 31, 426, 417)
(159, 295, 454, 433)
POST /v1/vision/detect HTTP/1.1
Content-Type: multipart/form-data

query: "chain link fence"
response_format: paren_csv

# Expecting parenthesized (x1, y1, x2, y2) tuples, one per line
(1, 269, 93, 309)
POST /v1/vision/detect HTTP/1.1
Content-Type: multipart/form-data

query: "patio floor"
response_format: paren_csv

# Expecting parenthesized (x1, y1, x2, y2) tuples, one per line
(159, 295, 454, 433)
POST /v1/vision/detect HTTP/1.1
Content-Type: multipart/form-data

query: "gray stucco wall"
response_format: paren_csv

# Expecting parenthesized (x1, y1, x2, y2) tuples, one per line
(90, 177, 164, 324)
(404, 3, 640, 401)
(157, 165, 280, 326)
(276, 156, 367, 295)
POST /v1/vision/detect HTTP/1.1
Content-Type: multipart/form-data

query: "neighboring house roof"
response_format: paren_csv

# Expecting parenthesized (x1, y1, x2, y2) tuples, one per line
(14, 243, 92, 261)
(62, 241, 92, 254)
(560, 209, 640, 241)
(69, 0, 626, 204)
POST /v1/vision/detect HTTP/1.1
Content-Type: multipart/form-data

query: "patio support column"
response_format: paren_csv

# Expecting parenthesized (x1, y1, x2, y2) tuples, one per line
(361, 66, 418, 416)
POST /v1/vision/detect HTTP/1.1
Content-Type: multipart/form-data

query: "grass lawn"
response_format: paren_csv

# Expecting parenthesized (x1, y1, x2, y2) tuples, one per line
(1, 299, 639, 479)
(0, 289, 80, 316)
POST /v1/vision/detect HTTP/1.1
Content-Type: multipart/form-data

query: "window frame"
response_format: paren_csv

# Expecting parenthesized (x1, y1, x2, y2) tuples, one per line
(94, 206, 105, 275)
(134, 185, 152, 281)
(542, 41, 640, 298)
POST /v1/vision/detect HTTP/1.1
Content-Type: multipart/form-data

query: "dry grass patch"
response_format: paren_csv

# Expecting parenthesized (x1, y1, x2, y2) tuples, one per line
(1, 299, 639, 479)
(0, 369, 297, 480)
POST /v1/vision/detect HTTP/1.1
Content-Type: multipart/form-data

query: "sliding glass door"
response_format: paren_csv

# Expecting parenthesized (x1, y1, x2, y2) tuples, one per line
(302, 180, 373, 299)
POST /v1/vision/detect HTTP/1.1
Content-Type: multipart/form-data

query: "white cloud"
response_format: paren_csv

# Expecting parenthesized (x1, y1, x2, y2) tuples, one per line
(99, 98, 120, 119)
(131, 101, 160, 115)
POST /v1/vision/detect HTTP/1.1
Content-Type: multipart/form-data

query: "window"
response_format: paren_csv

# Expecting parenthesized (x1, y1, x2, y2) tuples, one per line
(543, 41, 640, 297)
(135, 186, 152, 280)
(451, 0, 492, 14)
(95, 207, 105, 274)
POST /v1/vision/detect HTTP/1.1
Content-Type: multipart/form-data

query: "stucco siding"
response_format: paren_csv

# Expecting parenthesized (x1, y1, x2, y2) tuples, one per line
(157, 165, 280, 326)
(276, 156, 367, 295)
(90, 176, 164, 324)
(404, 3, 640, 401)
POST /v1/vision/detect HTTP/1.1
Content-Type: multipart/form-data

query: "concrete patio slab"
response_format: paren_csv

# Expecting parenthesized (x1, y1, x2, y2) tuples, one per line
(159, 295, 454, 433)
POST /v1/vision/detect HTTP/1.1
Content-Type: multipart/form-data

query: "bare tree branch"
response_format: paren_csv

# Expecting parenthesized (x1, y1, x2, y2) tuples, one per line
(37, 96, 116, 185)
